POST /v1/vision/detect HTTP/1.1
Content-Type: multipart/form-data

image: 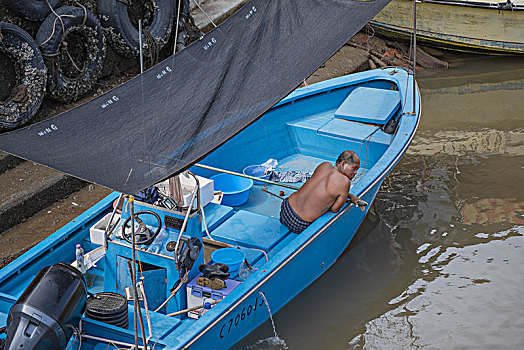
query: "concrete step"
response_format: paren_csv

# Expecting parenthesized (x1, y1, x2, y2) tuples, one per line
(0, 184, 112, 268)
(0, 152, 24, 174)
(0, 161, 87, 233)
(192, 0, 249, 32)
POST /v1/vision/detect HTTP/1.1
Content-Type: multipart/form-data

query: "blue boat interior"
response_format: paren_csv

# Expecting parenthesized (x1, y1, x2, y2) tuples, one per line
(0, 74, 406, 349)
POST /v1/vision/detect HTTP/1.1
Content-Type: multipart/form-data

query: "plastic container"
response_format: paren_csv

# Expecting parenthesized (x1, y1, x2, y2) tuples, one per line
(147, 225, 170, 254)
(243, 165, 272, 185)
(156, 174, 214, 209)
(210, 174, 253, 206)
(90, 213, 121, 245)
(211, 248, 246, 273)
(75, 244, 86, 275)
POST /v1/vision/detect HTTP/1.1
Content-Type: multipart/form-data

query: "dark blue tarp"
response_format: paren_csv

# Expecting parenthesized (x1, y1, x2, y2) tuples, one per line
(0, 0, 391, 194)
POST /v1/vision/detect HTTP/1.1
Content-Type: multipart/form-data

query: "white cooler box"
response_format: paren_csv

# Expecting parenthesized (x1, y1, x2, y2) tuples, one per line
(157, 174, 214, 209)
(90, 213, 121, 245)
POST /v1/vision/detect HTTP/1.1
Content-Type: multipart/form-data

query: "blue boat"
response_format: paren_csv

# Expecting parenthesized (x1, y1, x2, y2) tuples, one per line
(0, 67, 420, 349)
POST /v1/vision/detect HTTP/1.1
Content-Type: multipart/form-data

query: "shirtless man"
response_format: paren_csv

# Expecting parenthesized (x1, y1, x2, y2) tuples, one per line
(279, 150, 364, 233)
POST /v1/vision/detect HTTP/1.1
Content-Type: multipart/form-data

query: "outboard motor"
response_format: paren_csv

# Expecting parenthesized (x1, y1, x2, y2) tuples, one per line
(3, 263, 87, 350)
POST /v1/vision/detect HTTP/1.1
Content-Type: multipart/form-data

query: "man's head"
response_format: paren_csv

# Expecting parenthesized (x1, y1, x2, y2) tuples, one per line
(336, 150, 360, 180)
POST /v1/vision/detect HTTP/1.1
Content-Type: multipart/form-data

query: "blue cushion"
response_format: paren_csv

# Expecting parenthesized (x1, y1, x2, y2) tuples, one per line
(210, 210, 289, 251)
(335, 87, 401, 124)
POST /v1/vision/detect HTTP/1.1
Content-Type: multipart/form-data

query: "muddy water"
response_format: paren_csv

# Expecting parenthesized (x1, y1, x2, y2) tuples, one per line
(235, 55, 524, 349)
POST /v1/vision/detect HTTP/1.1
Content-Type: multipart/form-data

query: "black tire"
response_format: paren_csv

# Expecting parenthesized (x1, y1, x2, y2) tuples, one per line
(36, 6, 105, 103)
(3, 0, 62, 21)
(0, 22, 46, 129)
(98, 0, 173, 57)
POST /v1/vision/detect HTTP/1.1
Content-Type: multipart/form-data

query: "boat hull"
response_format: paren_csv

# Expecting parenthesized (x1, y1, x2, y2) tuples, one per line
(371, 0, 524, 54)
(0, 68, 421, 350)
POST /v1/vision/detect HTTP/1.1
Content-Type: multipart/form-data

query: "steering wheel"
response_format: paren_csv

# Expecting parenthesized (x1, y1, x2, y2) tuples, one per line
(121, 210, 162, 245)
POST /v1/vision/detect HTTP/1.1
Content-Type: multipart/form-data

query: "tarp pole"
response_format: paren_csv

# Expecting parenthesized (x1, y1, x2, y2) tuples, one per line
(412, 0, 417, 114)
(139, 20, 144, 74)
(193, 163, 300, 191)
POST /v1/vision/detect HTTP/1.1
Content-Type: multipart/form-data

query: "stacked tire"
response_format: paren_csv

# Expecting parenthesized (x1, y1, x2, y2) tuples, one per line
(0, 22, 46, 129)
(2, 0, 62, 21)
(36, 6, 106, 103)
(0, 0, 196, 129)
(98, 0, 174, 57)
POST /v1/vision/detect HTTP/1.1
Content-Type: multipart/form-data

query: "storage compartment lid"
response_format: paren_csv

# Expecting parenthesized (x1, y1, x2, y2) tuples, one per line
(335, 87, 401, 124)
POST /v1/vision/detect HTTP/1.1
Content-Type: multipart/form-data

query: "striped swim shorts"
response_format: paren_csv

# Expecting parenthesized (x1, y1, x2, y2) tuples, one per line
(280, 197, 311, 234)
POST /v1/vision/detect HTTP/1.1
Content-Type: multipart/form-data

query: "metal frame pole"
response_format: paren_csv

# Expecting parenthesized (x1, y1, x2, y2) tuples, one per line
(103, 193, 123, 249)
(129, 196, 139, 349)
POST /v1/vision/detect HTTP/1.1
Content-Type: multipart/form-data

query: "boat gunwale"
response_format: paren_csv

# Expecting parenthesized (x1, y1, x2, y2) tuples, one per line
(419, 0, 524, 10)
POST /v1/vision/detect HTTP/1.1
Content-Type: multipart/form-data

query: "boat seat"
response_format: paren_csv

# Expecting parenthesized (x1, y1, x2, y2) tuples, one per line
(318, 118, 393, 145)
(287, 112, 393, 162)
(210, 210, 290, 252)
(334, 86, 401, 124)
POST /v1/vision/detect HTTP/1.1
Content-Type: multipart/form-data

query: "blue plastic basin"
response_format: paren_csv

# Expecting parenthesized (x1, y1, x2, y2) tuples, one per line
(211, 173, 253, 206)
(211, 248, 246, 273)
(242, 165, 271, 185)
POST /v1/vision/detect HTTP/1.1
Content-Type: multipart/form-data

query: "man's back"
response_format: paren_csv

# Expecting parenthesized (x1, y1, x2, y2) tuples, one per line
(288, 162, 350, 222)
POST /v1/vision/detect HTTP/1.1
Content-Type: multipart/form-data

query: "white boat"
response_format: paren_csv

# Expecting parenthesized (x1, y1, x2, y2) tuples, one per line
(371, 0, 524, 54)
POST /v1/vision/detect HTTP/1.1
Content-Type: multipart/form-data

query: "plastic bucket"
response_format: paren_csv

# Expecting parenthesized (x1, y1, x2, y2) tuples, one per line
(211, 173, 253, 206)
(211, 248, 246, 273)
(242, 165, 271, 185)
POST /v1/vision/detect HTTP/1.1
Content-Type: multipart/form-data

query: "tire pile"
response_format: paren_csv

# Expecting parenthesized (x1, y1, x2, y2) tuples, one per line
(0, 0, 200, 129)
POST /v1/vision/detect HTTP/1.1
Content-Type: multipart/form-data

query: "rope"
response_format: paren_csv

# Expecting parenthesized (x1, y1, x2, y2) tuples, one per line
(116, 0, 159, 66)
(41, 0, 67, 46)
(136, 250, 144, 280)
(191, 0, 217, 28)
(40, 1, 89, 75)
(38, 15, 75, 48)
(75, 1, 88, 27)
(181, 13, 203, 42)
(175, 9, 203, 52)
(142, 27, 160, 68)
(64, 325, 82, 350)
(138, 281, 154, 344)
(154, 281, 183, 312)
(64, 44, 85, 73)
